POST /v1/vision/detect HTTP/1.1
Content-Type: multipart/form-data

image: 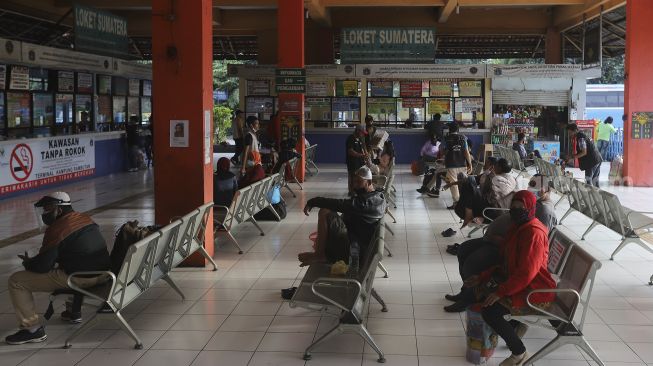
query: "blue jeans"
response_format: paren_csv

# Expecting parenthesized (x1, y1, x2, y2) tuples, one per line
(585, 163, 601, 188)
(597, 140, 609, 159)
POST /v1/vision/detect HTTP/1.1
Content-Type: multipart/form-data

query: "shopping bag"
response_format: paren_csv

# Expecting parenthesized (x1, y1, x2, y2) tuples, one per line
(465, 304, 498, 365)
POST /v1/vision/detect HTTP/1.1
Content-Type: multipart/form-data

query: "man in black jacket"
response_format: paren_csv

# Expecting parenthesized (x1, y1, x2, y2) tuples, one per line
(566, 123, 603, 187)
(298, 166, 386, 267)
(5, 192, 110, 345)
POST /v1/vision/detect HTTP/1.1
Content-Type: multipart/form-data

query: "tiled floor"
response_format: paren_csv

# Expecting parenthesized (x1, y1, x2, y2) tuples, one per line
(0, 163, 653, 366)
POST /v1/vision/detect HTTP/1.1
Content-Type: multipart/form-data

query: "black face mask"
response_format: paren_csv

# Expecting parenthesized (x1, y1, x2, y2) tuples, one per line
(354, 188, 368, 196)
(41, 210, 58, 226)
(510, 207, 531, 225)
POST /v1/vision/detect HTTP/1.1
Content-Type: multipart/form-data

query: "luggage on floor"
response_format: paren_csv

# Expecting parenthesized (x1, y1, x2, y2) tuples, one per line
(465, 304, 498, 365)
(411, 160, 425, 176)
(609, 155, 623, 185)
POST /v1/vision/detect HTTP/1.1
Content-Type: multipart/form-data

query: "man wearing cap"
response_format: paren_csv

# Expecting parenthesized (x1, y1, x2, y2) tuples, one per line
(298, 166, 386, 267)
(346, 124, 369, 195)
(5, 192, 110, 345)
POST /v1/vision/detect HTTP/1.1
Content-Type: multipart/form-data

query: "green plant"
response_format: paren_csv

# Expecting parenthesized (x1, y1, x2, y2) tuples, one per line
(214, 105, 232, 144)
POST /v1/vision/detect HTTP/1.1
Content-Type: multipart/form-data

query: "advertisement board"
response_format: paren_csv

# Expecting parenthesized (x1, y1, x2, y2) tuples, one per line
(0, 136, 96, 195)
(429, 80, 452, 97)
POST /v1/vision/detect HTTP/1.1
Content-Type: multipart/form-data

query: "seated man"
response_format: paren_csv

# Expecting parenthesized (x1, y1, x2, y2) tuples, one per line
(6, 192, 110, 345)
(298, 166, 386, 267)
(420, 136, 440, 163)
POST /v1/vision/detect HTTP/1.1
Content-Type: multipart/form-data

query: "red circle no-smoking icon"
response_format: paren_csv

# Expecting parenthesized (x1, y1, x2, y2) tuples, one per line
(10, 144, 33, 182)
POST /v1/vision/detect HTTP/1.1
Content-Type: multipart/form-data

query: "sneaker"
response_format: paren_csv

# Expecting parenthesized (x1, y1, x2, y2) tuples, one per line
(443, 301, 469, 313)
(61, 310, 82, 324)
(445, 293, 462, 302)
(514, 323, 529, 339)
(426, 189, 440, 198)
(499, 352, 529, 366)
(416, 187, 426, 194)
(5, 327, 47, 345)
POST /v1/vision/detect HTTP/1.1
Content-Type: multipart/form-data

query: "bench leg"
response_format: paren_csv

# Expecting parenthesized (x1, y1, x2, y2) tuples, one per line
(581, 220, 600, 240)
(524, 334, 604, 366)
(248, 217, 265, 236)
(267, 205, 281, 222)
(284, 183, 296, 198)
(371, 288, 388, 312)
(576, 336, 606, 366)
(63, 312, 99, 349)
(554, 193, 567, 208)
(294, 178, 303, 190)
(309, 161, 319, 175)
(217, 229, 244, 254)
(162, 274, 186, 300)
(377, 262, 389, 279)
(385, 209, 397, 224)
(197, 246, 218, 271)
(559, 207, 575, 224)
(114, 311, 144, 350)
(384, 222, 395, 237)
(303, 323, 343, 360)
(611, 237, 636, 260)
(356, 324, 386, 363)
(522, 334, 565, 365)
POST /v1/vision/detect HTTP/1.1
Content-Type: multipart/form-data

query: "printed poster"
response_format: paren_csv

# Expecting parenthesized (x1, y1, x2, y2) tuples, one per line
(0, 136, 96, 195)
(170, 120, 189, 148)
(58, 71, 75, 93)
(77, 72, 93, 93)
(429, 80, 452, 97)
(336, 80, 358, 97)
(399, 80, 421, 97)
(428, 99, 451, 115)
(632, 112, 653, 139)
(9, 65, 29, 90)
(370, 81, 393, 97)
(458, 80, 482, 97)
(306, 81, 329, 96)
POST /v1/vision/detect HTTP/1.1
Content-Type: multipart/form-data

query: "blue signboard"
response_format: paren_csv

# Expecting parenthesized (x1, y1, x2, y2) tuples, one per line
(340, 28, 436, 64)
(332, 97, 360, 112)
(370, 81, 394, 97)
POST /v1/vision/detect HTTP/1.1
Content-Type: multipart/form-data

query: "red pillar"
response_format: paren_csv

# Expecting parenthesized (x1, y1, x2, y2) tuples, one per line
(624, 0, 653, 186)
(152, 0, 214, 264)
(277, 0, 306, 181)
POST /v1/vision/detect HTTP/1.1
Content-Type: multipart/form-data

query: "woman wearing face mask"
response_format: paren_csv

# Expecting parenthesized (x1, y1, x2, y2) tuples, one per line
(464, 190, 556, 366)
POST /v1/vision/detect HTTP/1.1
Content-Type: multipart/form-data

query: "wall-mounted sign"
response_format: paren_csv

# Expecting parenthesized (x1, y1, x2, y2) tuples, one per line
(336, 80, 358, 97)
(9, 65, 29, 90)
(128, 79, 140, 96)
(370, 81, 393, 97)
(458, 80, 482, 97)
(429, 81, 452, 97)
(74, 5, 129, 57)
(77, 72, 93, 93)
(341, 28, 436, 64)
(400, 80, 422, 97)
(0, 38, 21, 62)
(247, 80, 270, 95)
(487, 64, 582, 78)
(632, 112, 653, 139)
(401, 98, 425, 109)
(306, 81, 329, 96)
(356, 64, 485, 79)
(21, 42, 111, 74)
(58, 71, 75, 93)
(367, 98, 397, 114)
(0, 64, 6, 90)
(428, 99, 451, 115)
(97, 75, 111, 94)
(275, 68, 306, 93)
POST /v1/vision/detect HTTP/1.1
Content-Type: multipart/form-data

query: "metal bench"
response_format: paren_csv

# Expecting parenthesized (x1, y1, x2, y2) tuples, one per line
(305, 144, 319, 176)
(466, 207, 509, 238)
(559, 178, 593, 226)
(287, 156, 303, 190)
(599, 190, 653, 262)
(289, 221, 388, 363)
(508, 230, 604, 366)
(278, 159, 298, 198)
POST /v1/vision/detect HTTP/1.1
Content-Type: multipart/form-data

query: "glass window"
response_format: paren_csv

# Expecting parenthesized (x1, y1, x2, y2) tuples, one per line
(367, 98, 397, 126)
(332, 97, 360, 125)
(398, 98, 426, 127)
(97, 75, 112, 95)
(141, 97, 152, 124)
(29, 68, 50, 91)
(32, 93, 53, 127)
(96, 95, 112, 131)
(113, 96, 127, 125)
(427, 98, 453, 122)
(76, 95, 93, 133)
(245, 96, 274, 121)
(6, 92, 31, 128)
(127, 97, 140, 123)
(305, 97, 331, 127)
(55, 94, 73, 135)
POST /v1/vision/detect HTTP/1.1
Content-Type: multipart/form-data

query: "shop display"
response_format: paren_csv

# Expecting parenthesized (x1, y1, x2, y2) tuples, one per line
(7, 92, 31, 128)
(491, 105, 540, 145)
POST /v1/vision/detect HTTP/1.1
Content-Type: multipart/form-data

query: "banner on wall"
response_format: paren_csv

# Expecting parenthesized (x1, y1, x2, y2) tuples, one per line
(0, 136, 96, 195)
(487, 64, 582, 78)
(356, 64, 485, 79)
(340, 28, 436, 63)
(21, 42, 112, 74)
(429, 81, 452, 97)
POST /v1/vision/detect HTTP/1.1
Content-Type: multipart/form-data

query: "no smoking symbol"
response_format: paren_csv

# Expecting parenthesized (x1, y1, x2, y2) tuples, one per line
(10, 144, 33, 182)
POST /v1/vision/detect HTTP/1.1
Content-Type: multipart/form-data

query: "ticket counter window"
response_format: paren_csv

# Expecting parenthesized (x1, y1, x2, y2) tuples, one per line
(127, 97, 140, 124)
(332, 97, 360, 127)
(141, 97, 152, 124)
(305, 97, 331, 128)
(55, 94, 74, 135)
(76, 95, 93, 133)
(367, 98, 397, 127)
(31, 93, 53, 137)
(113, 97, 127, 128)
(96, 95, 112, 131)
(7, 92, 31, 129)
(397, 98, 426, 127)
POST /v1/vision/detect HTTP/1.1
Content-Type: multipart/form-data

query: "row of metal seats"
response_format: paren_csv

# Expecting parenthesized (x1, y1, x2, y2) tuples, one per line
(494, 145, 532, 178)
(535, 157, 653, 285)
(62, 203, 216, 349)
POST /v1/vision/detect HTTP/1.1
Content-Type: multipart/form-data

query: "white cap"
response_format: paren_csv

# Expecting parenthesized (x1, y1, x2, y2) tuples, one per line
(355, 166, 373, 180)
(35, 191, 71, 207)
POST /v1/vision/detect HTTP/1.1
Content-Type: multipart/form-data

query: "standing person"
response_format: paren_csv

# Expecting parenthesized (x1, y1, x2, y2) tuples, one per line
(5, 192, 110, 345)
(346, 124, 368, 196)
(596, 116, 617, 160)
(267, 111, 281, 151)
(566, 123, 603, 187)
(231, 110, 244, 165)
(422, 123, 472, 208)
(240, 116, 262, 177)
(425, 113, 443, 141)
(125, 117, 140, 172)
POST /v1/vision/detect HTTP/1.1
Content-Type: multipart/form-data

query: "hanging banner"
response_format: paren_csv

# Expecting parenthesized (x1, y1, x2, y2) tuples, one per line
(429, 81, 452, 97)
(247, 80, 270, 95)
(356, 64, 485, 78)
(401, 98, 425, 109)
(341, 27, 436, 63)
(21, 42, 112, 74)
(230, 64, 356, 78)
(306, 81, 329, 96)
(336, 80, 358, 97)
(9, 65, 29, 90)
(0, 136, 96, 195)
(400, 80, 422, 97)
(370, 81, 393, 97)
(114, 60, 152, 79)
(583, 23, 601, 67)
(488, 64, 582, 78)
(458, 80, 483, 97)
(0, 64, 6, 90)
(74, 5, 129, 57)
(367, 98, 397, 114)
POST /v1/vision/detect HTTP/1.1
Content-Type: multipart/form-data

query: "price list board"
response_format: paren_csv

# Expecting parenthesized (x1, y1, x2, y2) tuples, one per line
(632, 112, 653, 139)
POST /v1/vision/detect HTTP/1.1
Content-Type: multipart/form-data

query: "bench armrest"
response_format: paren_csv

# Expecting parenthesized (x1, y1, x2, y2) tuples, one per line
(525, 288, 580, 324)
(311, 277, 363, 312)
(482, 207, 509, 222)
(626, 211, 653, 232)
(66, 271, 116, 304)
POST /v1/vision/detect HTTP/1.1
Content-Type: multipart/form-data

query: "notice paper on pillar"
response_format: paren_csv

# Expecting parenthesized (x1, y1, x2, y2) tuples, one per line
(170, 120, 189, 148)
(0, 136, 95, 195)
(204, 111, 212, 165)
(632, 112, 653, 139)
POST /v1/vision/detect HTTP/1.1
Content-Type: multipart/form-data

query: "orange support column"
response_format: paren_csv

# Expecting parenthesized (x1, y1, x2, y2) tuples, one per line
(624, 0, 653, 186)
(152, 0, 214, 265)
(277, 0, 306, 182)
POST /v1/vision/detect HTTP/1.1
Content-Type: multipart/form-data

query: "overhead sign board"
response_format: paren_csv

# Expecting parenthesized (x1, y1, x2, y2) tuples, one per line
(74, 5, 130, 58)
(341, 28, 436, 64)
(356, 64, 485, 79)
(276, 68, 306, 93)
(487, 64, 582, 79)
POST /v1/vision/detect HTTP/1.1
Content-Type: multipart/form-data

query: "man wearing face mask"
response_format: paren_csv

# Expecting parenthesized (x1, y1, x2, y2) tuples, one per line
(5, 192, 110, 345)
(298, 166, 386, 267)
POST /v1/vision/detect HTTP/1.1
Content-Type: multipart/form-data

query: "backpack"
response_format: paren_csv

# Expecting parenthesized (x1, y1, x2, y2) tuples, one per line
(110, 220, 160, 274)
(254, 200, 287, 221)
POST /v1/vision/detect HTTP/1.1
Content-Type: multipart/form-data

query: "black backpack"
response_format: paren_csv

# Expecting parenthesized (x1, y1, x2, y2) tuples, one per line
(110, 221, 160, 274)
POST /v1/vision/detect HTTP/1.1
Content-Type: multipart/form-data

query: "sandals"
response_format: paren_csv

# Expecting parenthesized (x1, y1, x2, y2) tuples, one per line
(441, 228, 457, 237)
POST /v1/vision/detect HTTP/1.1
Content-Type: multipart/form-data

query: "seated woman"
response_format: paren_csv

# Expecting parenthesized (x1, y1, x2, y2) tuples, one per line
(468, 190, 556, 365)
(444, 158, 497, 228)
(420, 136, 440, 163)
(490, 158, 518, 211)
(214, 157, 238, 207)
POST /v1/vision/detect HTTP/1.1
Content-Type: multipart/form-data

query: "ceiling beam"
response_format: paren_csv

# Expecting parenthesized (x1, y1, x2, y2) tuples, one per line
(305, 0, 331, 26)
(458, 0, 584, 5)
(554, 0, 625, 30)
(438, 0, 458, 23)
(321, 0, 445, 6)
